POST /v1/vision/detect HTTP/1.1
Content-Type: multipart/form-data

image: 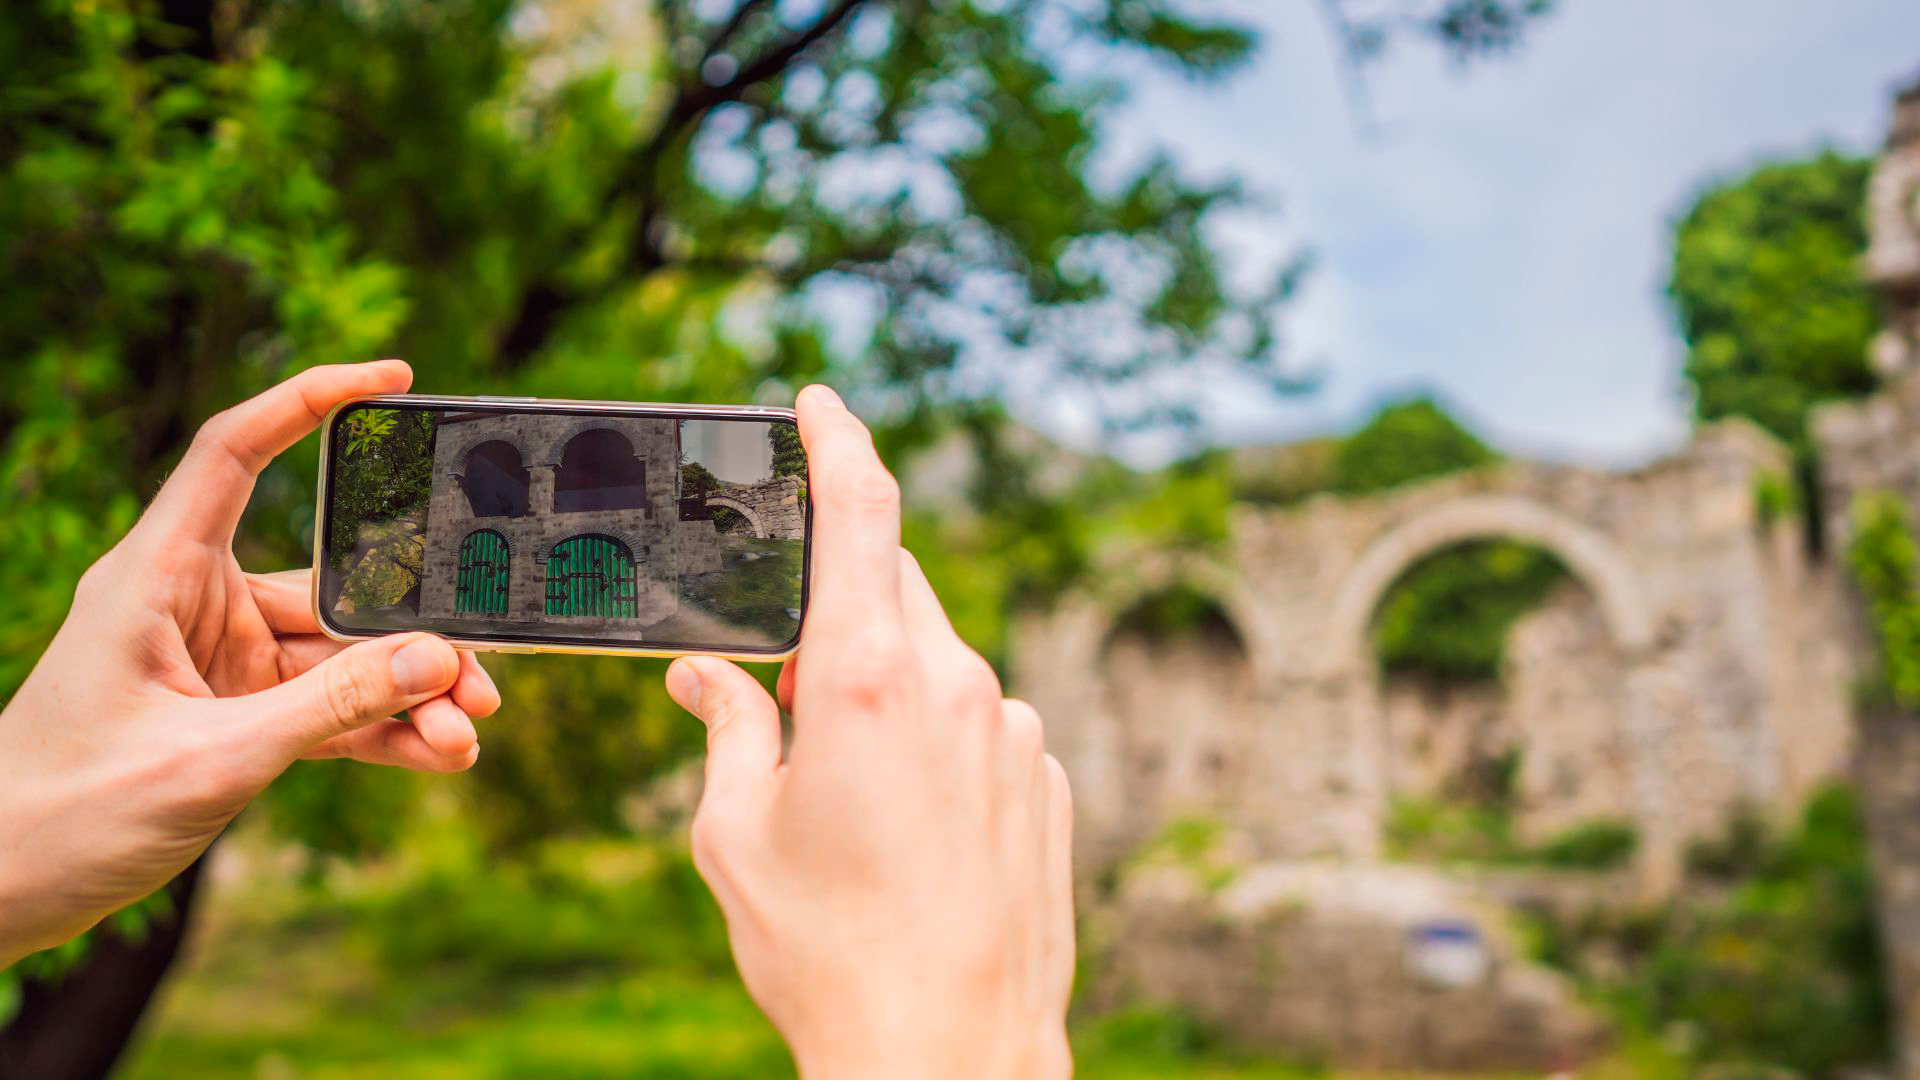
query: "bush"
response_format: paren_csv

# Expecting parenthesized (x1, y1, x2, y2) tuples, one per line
(352, 838, 735, 983)
(1532, 820, 1640, 871)
(1535, 785, 1889, 1076)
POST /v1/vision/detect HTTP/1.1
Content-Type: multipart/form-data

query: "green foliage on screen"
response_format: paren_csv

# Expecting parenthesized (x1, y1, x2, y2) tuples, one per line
(328, 408, 436, 562)
(769, 424, 805, 479)
(679, 460, 721, 499)
(1669, 152, 1878, 452)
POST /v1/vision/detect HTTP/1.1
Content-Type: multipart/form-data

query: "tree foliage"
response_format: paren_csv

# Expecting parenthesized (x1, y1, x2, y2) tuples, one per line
(1332, 396, 1496, 495)
(1849, 491, 1920, 708)
(1373, 538, 1567, 682)
(679, 459, 723, 499)
(1668, 152, 1878, 452)
(328, 408, 437, 561)
(769, 422, 805, 479)
(1534, 785, 1887, 1076)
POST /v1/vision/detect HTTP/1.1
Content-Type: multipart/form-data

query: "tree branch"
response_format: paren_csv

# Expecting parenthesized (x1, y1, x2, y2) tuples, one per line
(700, 0, 776, 66)
(491, 0, 878, 370)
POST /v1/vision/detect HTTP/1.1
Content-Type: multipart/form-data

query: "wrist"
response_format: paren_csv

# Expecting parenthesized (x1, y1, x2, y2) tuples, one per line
(0, 741, 92, 968)
(0, 792, 54, 968)
(793, 1023, 1069, 1080)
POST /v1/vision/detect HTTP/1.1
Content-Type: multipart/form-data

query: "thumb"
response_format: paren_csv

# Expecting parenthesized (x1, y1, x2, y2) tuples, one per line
(667, 656, 782, 804)
(239, 633, 461, 757)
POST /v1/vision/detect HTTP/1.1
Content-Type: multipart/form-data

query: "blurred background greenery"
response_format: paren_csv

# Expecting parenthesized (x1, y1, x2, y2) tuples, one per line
(0, 0, 1905, 1076)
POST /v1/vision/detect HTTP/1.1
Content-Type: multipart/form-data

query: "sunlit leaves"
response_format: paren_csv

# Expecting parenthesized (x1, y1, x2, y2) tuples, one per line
(1669, 152, 1878, 453)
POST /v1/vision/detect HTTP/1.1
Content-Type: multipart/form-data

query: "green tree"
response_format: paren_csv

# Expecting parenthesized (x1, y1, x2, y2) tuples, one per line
(328, 408, 437, 561)
(770, 422, 805, 479)
(0, 0, 1555, 1070)
(1332, 397, 1496, 494)
(680, 460, 723, 499)
(1669, 152, 1878, 452)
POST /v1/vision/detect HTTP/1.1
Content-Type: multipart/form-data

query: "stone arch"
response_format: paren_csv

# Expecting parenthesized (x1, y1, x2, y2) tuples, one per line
(1092, 559, 1273, 672)
(554, 427, 648, 513)
(1097, 578, 1262, 852)
(703, 493, 768, 538)
(459, 440, 531, 518)
(542, 416, 653, 467)
(439, 423, 532, 470)
(1318, 494, 1653, 677)
(540, 525, 650, 565)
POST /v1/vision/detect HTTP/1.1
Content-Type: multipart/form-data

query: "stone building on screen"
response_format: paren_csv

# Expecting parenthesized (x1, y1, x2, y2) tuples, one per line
(416, 411, 803, 638)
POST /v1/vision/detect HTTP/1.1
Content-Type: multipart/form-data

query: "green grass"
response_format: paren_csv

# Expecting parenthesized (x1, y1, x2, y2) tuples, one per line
(655, 536, 803, 646)
(114, 828, 1658, 1080)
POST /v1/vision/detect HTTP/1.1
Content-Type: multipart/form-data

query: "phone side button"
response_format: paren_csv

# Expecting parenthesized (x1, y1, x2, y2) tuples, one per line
(476, 395, 537, 403)
(485, 646, 536, 654)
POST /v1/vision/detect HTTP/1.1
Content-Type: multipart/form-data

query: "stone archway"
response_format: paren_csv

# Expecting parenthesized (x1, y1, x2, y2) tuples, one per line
(1096, 582, 1262, 861)
(1317, 494, 1654, 679)
(1318, 494, 1656, 868)
(704, 493, 769, 538)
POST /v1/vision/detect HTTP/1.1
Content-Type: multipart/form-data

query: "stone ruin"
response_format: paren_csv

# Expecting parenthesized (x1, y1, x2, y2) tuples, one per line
(1013, 75, 1920, 1070)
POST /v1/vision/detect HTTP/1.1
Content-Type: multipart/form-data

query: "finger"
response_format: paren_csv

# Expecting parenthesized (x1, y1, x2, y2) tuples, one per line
(227, 632, 460, 760)
(1042, 754, 1075, 1009)
(449, 650, 501, 720)
(795, 385, 902, 638)
(304, 718, 480, 773)
(146, 360, 413, 547)
(776, 655, 797, 714)
(408, 694, 479, 758)
(274, 634, 349, 677)
(897, 548, 966, 652)
(247, 569, 319, 635)
(1001, 697, 1046, 791)
(667, 656, 782, 802)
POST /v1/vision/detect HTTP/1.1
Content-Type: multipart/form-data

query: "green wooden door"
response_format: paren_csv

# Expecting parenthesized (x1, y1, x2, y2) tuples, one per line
(454, 529, 510, 614)
(545, 535, 638, 618)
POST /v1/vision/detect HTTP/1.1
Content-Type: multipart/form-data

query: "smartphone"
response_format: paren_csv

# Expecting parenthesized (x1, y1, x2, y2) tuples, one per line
(312, 395, 809, 660)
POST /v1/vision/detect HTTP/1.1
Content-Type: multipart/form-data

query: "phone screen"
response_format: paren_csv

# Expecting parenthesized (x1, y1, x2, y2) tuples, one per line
(317, 401, 808, 654)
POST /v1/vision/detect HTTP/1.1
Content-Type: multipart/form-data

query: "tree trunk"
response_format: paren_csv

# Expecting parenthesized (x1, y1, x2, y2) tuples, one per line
(1860, 705, 1920, 1080)
(0, 853, 209, 1080)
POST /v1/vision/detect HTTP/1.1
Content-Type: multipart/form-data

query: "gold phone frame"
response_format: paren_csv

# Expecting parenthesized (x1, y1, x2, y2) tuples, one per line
(311, 393, 807, 662)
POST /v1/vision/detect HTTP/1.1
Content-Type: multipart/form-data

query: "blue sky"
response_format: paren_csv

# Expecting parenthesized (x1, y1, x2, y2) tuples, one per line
(1060, 0, 1920, 465)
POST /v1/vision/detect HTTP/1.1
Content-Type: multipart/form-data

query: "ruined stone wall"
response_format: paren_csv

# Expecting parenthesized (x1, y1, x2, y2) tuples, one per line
(707, 476, 807, 540)
(1030, 73, 1920, 1077)
(1092, 861, 1606, 1070)
(1817, 75, 1920, 1080)
(1014, 419, 1859, 892)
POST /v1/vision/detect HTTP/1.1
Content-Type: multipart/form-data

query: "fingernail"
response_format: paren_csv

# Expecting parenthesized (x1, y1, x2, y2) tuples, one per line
(392, 638, 448, 694)
(666, 659, 704, 714)
(808, 384, 844, 409)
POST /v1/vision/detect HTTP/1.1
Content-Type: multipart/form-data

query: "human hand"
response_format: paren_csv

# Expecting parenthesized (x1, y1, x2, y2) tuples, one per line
(0, 361, 499, 966)
(665, 386, 1074, 1080)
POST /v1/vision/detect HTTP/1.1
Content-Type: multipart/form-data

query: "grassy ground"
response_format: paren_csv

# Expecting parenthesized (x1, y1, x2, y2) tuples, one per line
(115, 828, 1670, 1080)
